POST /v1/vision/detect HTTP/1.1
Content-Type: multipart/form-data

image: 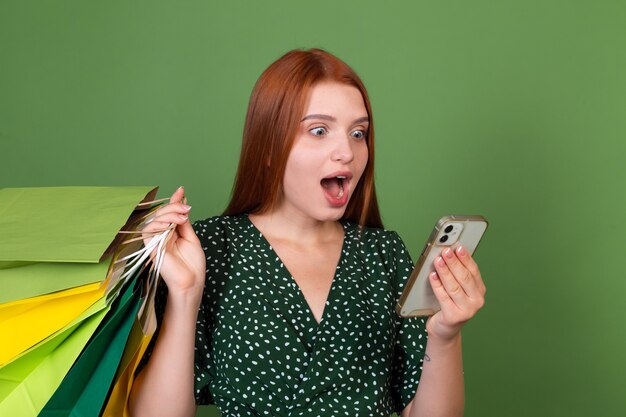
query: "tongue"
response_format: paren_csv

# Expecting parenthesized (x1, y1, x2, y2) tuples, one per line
(321, 178, 342, 198)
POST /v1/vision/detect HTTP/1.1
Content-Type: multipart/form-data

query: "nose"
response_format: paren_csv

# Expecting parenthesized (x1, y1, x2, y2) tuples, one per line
(330, 134, 355, 163)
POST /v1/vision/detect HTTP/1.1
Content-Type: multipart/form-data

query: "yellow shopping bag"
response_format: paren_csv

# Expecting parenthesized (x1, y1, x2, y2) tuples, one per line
(0, 281, 106, 366)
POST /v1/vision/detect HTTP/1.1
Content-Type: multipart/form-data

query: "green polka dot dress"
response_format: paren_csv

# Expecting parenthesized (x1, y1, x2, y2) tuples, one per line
(147, 214, 427, 416)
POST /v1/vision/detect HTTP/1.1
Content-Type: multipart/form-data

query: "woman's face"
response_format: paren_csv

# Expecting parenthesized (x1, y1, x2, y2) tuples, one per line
(278, 81, 369, 223)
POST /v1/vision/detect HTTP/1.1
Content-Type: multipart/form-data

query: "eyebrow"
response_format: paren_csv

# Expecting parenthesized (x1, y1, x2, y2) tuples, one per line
(301, 114, 369, 124)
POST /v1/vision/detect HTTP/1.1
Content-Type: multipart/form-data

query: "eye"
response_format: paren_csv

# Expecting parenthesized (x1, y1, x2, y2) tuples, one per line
(351, 129, 366, 140)
(309, 127, 327, 137)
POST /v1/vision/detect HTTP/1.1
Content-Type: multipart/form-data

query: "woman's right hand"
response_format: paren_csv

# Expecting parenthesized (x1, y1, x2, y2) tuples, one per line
(130, 186, 204, 417)
(141, 186, 206, 298)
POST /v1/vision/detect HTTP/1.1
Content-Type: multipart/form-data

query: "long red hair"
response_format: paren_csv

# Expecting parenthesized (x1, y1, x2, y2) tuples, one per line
(223, 48, 382, 228)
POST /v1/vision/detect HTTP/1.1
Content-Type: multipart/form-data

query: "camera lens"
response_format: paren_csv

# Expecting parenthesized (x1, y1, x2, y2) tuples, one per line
(444, 225, 453, 233)
(439, 235, 449, 243)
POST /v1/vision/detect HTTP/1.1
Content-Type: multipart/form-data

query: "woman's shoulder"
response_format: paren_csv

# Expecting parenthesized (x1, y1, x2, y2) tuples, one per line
(191, 214, 256, 264)
(191, 214, 249, 236)
(191, 214, 258, 252)
(345, 221, 405, 250)
(344, 222, 414, 290)
(344, 221, 412, 265)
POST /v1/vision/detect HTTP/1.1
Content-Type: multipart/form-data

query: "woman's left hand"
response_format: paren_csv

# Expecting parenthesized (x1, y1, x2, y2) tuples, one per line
(426, 245, 486, 342)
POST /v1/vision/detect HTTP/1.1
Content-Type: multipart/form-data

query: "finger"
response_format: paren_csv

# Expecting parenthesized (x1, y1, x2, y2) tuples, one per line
(150, 212, 189, 226)
(141, 214, 187, 247)
(150, 203, 197, 244)
(170, 186, 185, 204)
(162, 188, 197, 243)
(153, 202, 192, 218)
(441, 247, 482, 298)
(434, 255, 469, 306)
(429, 271, 458, 311)
(454, 246, 486, 294)
(176, 215, 198, 242)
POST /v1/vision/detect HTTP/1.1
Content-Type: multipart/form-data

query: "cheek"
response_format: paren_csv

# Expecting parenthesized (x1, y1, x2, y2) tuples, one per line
(355, 143, 369, 176)
(283, 151, 315, 191)
(285, 141, 325, 177)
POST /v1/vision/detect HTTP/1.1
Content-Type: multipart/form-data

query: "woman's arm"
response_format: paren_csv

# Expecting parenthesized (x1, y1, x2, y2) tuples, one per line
(401, 333, 464, 417)
(128, 187, 207, 417)
(403, 245, 486, 417)
(129, 290, 202, 417)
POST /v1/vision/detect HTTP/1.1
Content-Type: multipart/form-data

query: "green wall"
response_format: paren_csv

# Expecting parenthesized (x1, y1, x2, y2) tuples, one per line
(2, 1, 625, 416)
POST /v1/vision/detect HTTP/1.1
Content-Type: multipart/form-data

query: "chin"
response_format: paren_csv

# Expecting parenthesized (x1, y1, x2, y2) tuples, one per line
(316, 207, 348, 223)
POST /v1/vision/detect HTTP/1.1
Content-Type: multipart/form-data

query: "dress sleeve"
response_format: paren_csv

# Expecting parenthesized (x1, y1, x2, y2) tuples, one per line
(194, 280, 216, 405)
(191, 219, 220, 405)
(388, 231, 428, 413)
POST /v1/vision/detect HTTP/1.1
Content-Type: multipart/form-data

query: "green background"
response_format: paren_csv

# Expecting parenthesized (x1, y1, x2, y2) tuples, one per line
(2, 1, 625, 416)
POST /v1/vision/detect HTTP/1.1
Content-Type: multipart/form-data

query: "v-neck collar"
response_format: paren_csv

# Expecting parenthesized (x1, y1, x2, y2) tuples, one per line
(243, 214, 350, 332)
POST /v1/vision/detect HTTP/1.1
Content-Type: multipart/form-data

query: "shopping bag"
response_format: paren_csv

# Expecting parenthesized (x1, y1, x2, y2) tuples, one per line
(0, 282, 106, 365)
(0, 185, 176, 416)
(0, 296, 108, 401)
(0, 186, 158, 263)
(0, 261, 110, 304)
(101, 258, 163, 417)
(0, 309, 109, 417)
(40, 278, 142, 417)
(100, 320, 153, 417)
(0, 186, 160, 361)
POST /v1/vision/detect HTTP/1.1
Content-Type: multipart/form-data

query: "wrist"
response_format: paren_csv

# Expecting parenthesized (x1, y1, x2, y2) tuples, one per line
(426, 328, 462, 350)
(166, 279, 205, 312)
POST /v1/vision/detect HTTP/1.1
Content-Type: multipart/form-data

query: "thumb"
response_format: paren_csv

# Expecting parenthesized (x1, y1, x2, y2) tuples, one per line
(177, 216, 198, 242)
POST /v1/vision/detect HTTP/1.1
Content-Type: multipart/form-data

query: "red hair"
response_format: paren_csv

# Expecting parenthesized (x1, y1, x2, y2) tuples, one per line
(223, 48, 382, 228)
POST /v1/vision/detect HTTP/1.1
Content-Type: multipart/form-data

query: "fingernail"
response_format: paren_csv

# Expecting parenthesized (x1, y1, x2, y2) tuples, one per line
(444, 248, 453, 258)
(182, 205, 192, 211)
(430, 272, 439, 280)
(456, 245, 466, 256)
(179, 214, 188, 220)
(436, 256, 445, 266)
(178, 185, 184, 191)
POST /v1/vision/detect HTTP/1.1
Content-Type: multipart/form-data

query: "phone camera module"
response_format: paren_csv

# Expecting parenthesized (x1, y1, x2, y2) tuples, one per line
(439, 235, 449, 243)
(444, 225, 454, 233)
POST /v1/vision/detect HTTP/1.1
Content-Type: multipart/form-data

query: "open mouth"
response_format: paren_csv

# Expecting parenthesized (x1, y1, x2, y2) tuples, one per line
(320, 173, 352, 201)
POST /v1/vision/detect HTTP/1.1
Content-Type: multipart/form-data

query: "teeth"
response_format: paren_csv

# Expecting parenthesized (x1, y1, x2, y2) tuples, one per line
(337, 180, 344, 198)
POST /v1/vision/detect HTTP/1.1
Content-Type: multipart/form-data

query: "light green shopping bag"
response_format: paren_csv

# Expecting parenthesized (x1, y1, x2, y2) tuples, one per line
(0, 186, 158, 304)
(0, 186, 158, 264)
(0, 308, 109, 417)
(0, 261, 110, 305)
(0, 186, 160, 364)
(0, 296, 107, 399)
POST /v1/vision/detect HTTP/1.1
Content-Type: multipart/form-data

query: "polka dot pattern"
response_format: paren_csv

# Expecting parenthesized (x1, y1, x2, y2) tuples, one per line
(145, 214, 427, 416)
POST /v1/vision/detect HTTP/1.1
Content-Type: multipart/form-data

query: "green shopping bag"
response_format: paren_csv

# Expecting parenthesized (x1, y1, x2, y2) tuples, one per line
(40, 279, 142, 417)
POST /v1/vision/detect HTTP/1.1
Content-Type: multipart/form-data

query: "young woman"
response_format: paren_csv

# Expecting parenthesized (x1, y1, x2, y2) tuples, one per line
(130, 49, 486, 417)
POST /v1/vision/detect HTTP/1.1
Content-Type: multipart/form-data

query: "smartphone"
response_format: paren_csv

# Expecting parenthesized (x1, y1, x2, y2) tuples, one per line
(396, 215, 489, 317)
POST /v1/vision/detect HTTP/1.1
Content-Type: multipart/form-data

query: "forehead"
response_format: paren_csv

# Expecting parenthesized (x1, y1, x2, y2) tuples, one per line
(303, 82, 367, 117)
